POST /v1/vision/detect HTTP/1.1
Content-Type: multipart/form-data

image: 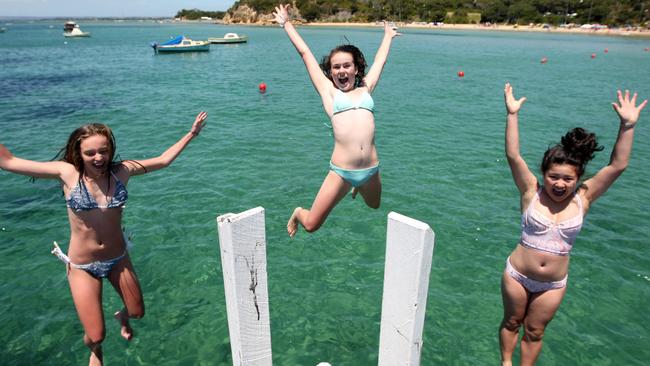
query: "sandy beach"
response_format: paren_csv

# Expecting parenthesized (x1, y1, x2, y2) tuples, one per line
(303, 21, 650, 39)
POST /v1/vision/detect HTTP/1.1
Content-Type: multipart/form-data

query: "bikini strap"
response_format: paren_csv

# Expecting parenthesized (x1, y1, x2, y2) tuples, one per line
(574, 191, 584, 215)
(526, 187, 542, 214)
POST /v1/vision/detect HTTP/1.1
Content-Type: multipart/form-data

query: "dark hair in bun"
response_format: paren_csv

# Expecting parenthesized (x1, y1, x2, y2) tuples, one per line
(541, 128, 604, 177)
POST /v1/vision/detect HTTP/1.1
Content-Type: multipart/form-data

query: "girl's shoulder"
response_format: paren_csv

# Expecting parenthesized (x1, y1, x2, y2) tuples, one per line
(110, 162, 131, 182)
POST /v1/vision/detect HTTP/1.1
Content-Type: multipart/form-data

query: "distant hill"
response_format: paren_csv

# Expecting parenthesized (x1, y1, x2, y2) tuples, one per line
(174, 8, 226, 20)
(221, 0, 648, 26)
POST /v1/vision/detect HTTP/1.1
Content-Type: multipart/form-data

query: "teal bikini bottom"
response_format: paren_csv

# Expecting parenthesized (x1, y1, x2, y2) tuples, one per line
(329, 161, 379, 187)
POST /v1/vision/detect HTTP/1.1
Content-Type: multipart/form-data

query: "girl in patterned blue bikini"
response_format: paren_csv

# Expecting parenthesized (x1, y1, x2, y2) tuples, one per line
(0, 111, 206, 366)
(273, 3, 400, 237)
(500, 83, 646, 366)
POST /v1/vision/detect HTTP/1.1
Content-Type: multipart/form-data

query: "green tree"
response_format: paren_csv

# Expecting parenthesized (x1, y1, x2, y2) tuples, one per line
(217, 0, 648, 25)
(508, 1, 540, 24)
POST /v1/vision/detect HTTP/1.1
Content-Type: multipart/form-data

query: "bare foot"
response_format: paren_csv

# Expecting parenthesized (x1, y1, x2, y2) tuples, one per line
(114, 310, 134, 341)
(287, 207, 302, 238)
(89, 346, 103, 366)
(350, 187, 358, 199)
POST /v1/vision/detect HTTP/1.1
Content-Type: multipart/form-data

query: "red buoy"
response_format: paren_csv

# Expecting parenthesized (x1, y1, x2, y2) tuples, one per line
(540, 57, 548, 64)
(258, 82, 267, 93)
(645, 48, 649, 52)
(457, 71, 465, 78)
(604, 48, 609, 53)
(591, 53, 596, 59)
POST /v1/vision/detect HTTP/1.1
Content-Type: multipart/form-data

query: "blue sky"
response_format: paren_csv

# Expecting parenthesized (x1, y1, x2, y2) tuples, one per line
(0, 0, 234, 17)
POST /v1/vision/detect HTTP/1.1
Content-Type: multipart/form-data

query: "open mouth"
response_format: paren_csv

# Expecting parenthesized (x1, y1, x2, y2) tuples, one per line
(91, 161, 105, 170)
(551, 187, 566, 197)
(337, 75, 349, 86)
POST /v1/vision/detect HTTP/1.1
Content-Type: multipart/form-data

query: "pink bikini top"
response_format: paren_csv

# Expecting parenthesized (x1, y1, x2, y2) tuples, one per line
(519, 188, 583, 256)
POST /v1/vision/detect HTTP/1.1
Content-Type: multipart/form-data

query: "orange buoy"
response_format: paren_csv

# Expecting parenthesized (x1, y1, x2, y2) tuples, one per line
(540, 57, 548, 64)
(258, 82, 267, 93)
(591, 53, 596, 59)
(457, 71, 465, 78)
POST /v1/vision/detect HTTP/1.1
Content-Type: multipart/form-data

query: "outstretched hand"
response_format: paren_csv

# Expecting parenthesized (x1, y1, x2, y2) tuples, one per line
(504, 82, 527, 115)
(273, 3, 290, 26)
(384, 21, 402, 37)
(612, 90, 647, 127)
(191, 111, 207, 136)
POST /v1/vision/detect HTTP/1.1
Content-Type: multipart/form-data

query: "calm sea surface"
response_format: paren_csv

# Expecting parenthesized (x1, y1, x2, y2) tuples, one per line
(1, 21, 649, 365)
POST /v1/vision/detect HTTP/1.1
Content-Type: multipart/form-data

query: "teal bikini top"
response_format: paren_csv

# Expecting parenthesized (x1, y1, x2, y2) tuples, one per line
(332, 89, 374, 115)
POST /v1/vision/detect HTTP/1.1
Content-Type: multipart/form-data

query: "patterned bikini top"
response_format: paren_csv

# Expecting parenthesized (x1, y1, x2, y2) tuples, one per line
(66, 171, 128, 212)
(519, 188, 583, 256)
(332, 89, 374, 115)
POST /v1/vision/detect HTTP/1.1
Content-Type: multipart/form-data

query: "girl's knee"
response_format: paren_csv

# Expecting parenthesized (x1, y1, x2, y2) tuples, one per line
(502, 317, 523, 331)
(84, 330, 105, 345)
(303, 220, 322, 233)
(129, 308, 144, 319)
(367, 200, 380, 209)
(523, 323, 545, 342)
(127, 304, 145, 319)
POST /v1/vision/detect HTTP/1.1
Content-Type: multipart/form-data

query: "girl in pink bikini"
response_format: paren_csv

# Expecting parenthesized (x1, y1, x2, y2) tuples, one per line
(500, 83, 646, 365)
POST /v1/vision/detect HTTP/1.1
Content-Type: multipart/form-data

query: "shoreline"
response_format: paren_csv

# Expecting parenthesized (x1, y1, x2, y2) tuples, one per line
(301, 22, 650, 39)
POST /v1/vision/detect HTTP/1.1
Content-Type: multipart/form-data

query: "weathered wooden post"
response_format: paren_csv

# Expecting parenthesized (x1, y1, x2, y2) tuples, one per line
(217, 207, 272, 366)
(378, 212, 436, 366)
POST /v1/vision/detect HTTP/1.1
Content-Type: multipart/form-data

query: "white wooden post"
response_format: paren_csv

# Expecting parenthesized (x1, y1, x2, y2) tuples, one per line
(217, 207, 272, 366)
(378, 212, 436, 366)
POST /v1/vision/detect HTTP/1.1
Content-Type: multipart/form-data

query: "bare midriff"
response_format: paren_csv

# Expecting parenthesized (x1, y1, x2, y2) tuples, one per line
(67, 208, 126, 263)
(330, 109, 378, 169)
(509, 244, 570, 282)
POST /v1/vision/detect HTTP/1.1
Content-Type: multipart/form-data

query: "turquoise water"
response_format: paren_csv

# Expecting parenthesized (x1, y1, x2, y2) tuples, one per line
(1, 21, 649, 365)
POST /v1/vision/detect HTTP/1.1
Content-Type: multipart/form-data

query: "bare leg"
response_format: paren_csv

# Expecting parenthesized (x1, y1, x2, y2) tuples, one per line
(67, 266, 105, 366)
(520, 286, 566, 366)
(499, 270, 529, 366)
(355, 171, 381, 209)
(287, 171, 351, 237)
(108, 255, 144, 341)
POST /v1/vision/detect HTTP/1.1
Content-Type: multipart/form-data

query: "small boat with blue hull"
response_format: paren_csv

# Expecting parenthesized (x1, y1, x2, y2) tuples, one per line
(151, 36, 210, 53)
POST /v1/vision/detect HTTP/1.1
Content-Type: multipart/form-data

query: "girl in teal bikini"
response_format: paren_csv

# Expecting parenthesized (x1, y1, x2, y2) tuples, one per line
(273, 3, 400, 237)
(0, 112, 206, 366)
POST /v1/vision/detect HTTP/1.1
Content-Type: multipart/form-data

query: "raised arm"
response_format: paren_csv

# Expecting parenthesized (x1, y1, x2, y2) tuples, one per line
(364, 21, 400, 93)
(504, 83, 537, 198)
(273, 4, 332, 96)
(122, 111, 207, 176)
(581, 90, 647, 204)
(0, 143, 71, 180)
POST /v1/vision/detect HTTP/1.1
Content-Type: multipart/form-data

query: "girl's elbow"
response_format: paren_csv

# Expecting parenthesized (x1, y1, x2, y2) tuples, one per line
(506, 153, 520, 163)
(611, 162, 628, 175)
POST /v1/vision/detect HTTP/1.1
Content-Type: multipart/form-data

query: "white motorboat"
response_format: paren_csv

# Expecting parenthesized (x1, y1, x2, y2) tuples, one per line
(63, 21, 90, 37)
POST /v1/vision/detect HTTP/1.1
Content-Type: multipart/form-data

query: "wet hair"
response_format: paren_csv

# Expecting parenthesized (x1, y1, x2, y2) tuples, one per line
(57, 123, 117, 176)
(541, 127, 604, 178)
(320, 44, 367, 88)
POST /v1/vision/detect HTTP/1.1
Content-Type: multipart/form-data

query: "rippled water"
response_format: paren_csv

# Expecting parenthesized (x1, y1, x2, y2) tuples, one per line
(1, 21, 649, 365)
